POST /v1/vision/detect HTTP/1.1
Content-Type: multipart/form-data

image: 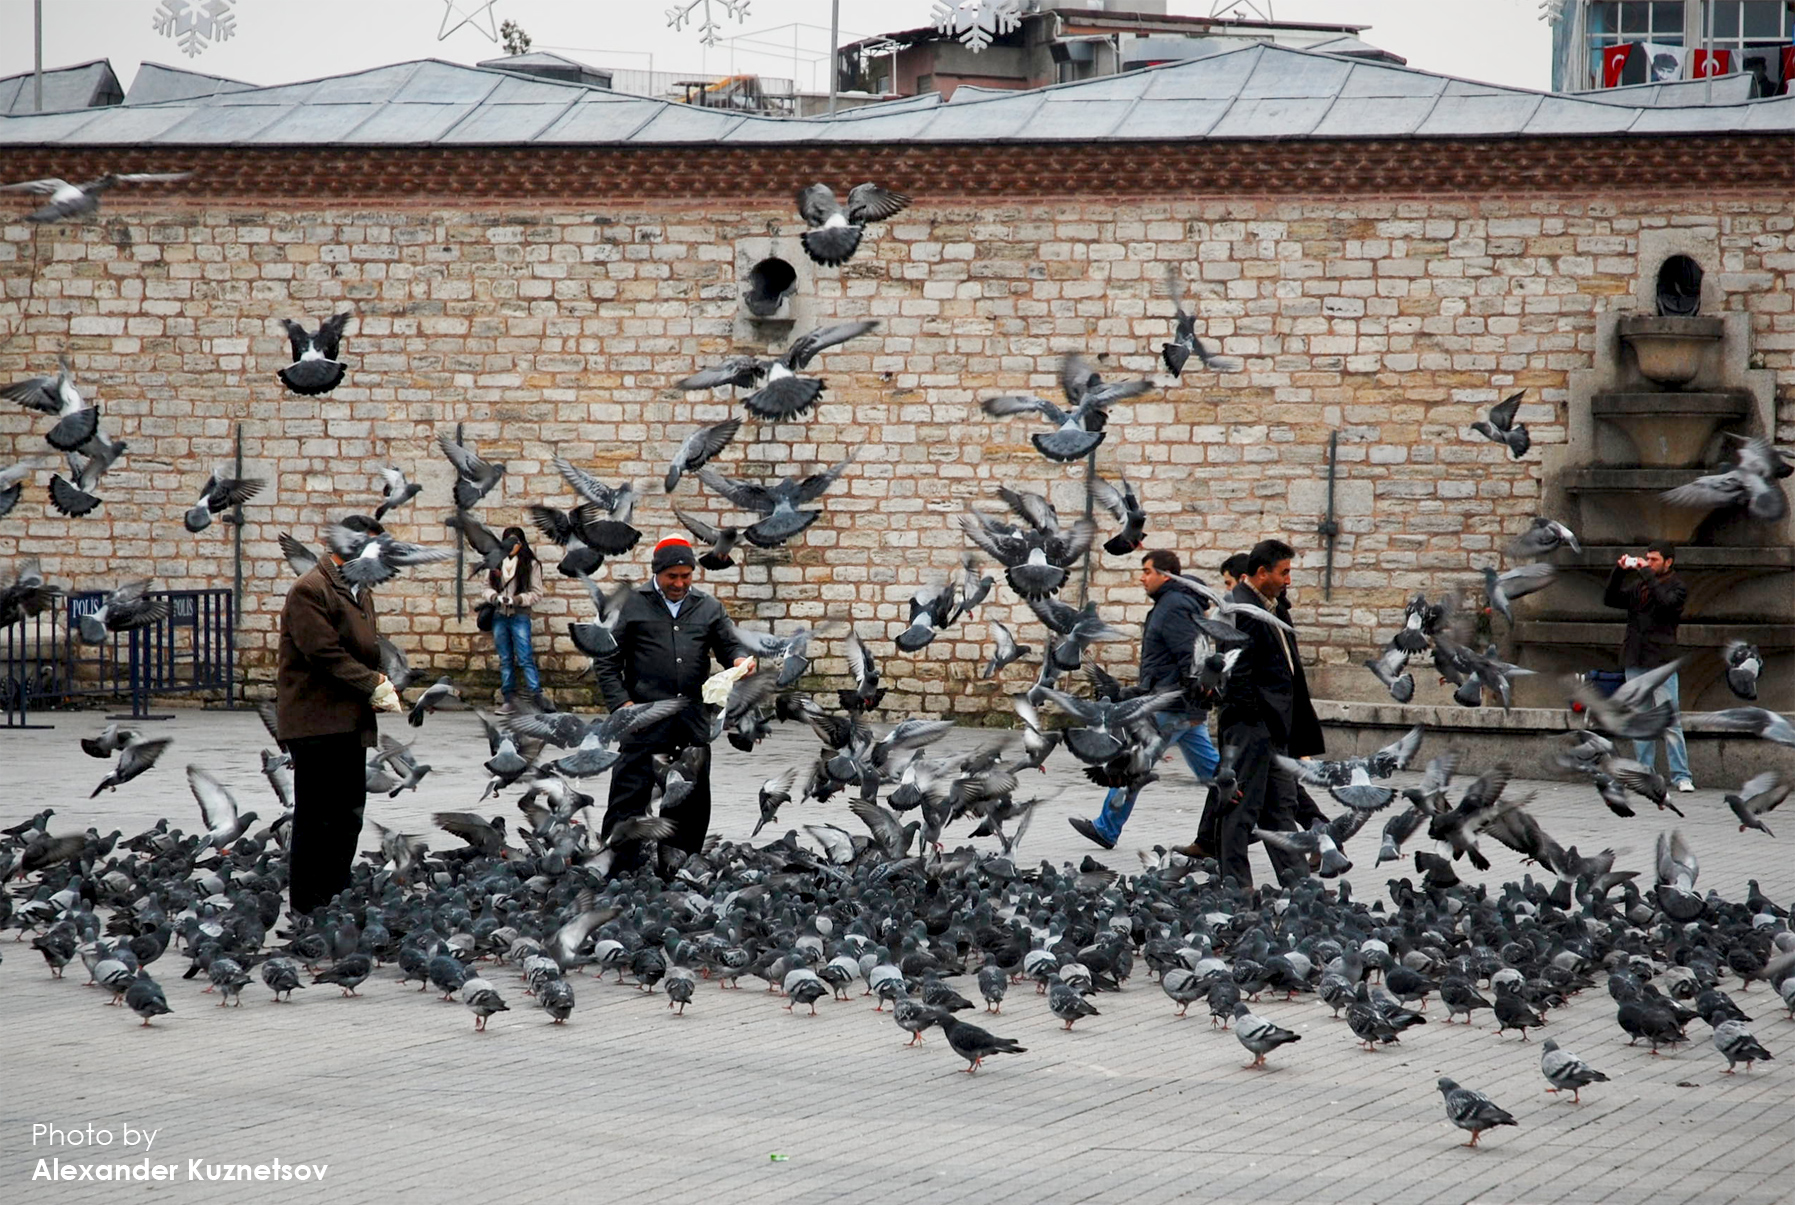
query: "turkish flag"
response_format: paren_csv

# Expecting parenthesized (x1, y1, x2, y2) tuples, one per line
(1691, 48, 1733, 78)
(1783, 45, 1795, 91)
(1602, 43, 1635, 88)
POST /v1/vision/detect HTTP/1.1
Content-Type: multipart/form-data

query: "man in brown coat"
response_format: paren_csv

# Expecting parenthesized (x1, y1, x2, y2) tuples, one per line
(276, 514, 403, 916)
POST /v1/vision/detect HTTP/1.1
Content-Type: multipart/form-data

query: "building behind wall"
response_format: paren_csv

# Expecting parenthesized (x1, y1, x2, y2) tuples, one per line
(2, 46, 1794, 715)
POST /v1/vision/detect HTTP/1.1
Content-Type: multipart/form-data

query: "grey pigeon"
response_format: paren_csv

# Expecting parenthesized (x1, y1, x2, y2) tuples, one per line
(697, 453, 854, 548)
(324, 524, 453, 587)
(123, 975, 171, 1026)
(676, 322, 879, 419)
(671, 507, 741, 571)
(1364, 643, 1414, 703)
(1712, 1019, 1773, 1073)
(313, 954, 373, 997)
(276, 314, 349, 395)
(1483, 562, 1556, 624)
(1723, 639, 1763, 700)
(0, 170, 192, 223)
(795, 182, 910, 266)
(462, 976, 509, 1032)
(1510, 516, 1579, 559)
(1703, 707, 1795, 747)
(1725, 771, 1788, 836)
(665, 419, 742, 492)
(1437, 1077, 1517, 1147)
(1470, 390, 1530, 458)
(1539, 1038, 1608, 1102)
(89, 733, 172, 797)
(1662, 435, 1788, 523)
(980, 355, 1151, 463)
(938, 1014, 1026, 1073)
(1160, 264, 1222, 378)
(183, 468, 264, 533)
(77, 579, 169, 644)
(374, 466, 422, 520)
(1232, 1002, 1300, 1068)
(437, 432, 506, 509)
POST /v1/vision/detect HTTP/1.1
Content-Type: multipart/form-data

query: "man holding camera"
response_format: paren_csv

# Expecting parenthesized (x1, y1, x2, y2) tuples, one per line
(1604, 539, 1692, 791)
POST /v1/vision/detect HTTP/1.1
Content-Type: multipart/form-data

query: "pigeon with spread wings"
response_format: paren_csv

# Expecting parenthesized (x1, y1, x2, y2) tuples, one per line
(0, 170, 192, 223)
(795, 182, 911, 266)
(275, 314, 350, 396)
(675, 321, 879, 420)
(697, 453, 854, 548)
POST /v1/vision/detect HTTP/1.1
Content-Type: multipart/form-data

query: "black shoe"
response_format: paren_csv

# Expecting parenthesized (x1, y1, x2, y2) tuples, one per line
(1068, 817, 1116, 851)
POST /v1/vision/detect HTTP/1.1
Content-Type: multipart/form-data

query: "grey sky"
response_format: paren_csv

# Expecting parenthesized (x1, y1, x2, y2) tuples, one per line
(0, 1, 1551, 96)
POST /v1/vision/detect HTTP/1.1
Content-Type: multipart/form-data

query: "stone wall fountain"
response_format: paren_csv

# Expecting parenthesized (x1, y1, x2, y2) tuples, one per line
(1520, 251, 1795, 711)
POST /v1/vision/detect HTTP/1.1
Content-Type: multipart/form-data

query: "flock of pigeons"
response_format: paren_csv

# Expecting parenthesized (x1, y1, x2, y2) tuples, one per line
(3, 173, 1793, 1147)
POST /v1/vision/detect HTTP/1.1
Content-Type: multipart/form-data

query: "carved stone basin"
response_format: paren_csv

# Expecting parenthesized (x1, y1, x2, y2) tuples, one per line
(1589, 391, 1749, 466)
(1618, 315, 1724, 388)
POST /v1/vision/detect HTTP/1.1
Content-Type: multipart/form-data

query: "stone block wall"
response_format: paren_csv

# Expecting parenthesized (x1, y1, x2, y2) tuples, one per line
(2, 154, 1792, 715)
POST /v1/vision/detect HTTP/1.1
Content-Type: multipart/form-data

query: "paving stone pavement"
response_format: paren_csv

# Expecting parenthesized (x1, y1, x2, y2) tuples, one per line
(2, 705, 1792, 1205)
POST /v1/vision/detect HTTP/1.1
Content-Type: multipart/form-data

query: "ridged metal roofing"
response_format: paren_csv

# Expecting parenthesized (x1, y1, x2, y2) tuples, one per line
(4, 43, 1793, 147)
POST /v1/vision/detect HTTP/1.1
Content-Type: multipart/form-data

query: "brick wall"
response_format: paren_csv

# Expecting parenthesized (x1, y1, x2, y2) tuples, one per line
(3, 159, 1793, 714)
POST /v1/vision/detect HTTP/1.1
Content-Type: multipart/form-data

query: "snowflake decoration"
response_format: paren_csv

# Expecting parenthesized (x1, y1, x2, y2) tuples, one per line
(666, 0, 750, 48)
(150, 0, 236, 59)
(931, 0, 1021, 54)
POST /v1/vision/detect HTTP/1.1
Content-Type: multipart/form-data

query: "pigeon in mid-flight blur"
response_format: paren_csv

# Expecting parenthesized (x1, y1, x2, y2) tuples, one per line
(1160, 265, 1223, 378)
(0, 170, 192, 222)
(323, 524, 453, 587)
(697, 454, 855, 548)
(981, 356, 1153, 463)
(675, 322, 879, 421)
(1471, 390, 1530, 458)
(275, 314, 350, 396)
(183, 469, 265, 533)
(794, 182, 911, 266)
(77, 579, 170, 644)
(437, 432, 506, 509)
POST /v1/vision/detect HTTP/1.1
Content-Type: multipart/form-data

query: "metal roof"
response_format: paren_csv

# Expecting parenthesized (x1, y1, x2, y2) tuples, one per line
(4, 43, 1794, 147)
(0, 60, 122, 116)
(123, 62, 257, 106)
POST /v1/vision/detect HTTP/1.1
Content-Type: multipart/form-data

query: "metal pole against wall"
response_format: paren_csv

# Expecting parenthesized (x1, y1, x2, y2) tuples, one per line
(455, 420, 466, 621)
(33, 0, 43, 112)
(230, 423, 243, 708)
(1076, 447, 1098, 607)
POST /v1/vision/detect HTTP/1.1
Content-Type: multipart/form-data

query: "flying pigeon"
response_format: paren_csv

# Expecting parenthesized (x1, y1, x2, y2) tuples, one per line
(1511, 516, 1580, 559)
(669, 507, 741, 572)
(794, 182, 911, 266)
(437, 432, 506, 509)
(0, 170, 192, 223)
(323, 524, 453, 587)
(183, 469, 264, 533)
(1471, 390, 1530, 458)
(1722, 639, 1763, 700)
(1662, 435, 1788, 523)
(374, 466, 422, 520)
(77, 579, 170, 644)
(696, 453, 854, 548)
(664, 419, 742, 492)
(676, 321, 879, 420)
(981, 355, 1152, 463)
(1160, 264, 1222, 378)
(1091, 474, 1147, 556)
(275, 314, 350, 395)
(89, 732, 173, 797)
(1483, 562, 1556, 624)
(1724, 770, 1788, 836)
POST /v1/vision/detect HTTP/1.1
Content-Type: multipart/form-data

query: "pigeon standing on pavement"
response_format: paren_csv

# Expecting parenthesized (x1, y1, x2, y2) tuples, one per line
(1540, 1038, 1609, 1102)
(1438, 1077, 1517, 1147)
(938, 1014, 1026, 1073)
(1232, 1003, 1300, 1068)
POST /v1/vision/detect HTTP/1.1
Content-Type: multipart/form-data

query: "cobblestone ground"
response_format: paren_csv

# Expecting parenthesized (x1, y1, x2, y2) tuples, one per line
(3, 706, 1791, 1205)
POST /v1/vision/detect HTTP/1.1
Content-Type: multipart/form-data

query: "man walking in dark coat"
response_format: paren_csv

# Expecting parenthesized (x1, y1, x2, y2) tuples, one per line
(1604, 538, 1692, 790)
(276, 513, 404, 917)
(1201, 538, 1324, 887)
(595, 536, 751, 869)
(1069, 548, 1218, 850)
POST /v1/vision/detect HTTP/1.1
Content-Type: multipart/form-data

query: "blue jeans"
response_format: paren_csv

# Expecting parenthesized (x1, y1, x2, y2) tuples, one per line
(1092, 713, 1218, 842)
(491, 610, 540, 695)
(1624, 665, 1690, 783)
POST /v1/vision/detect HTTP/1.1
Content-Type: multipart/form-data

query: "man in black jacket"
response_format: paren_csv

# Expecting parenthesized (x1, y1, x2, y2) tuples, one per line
(1204, 538, 1323, 887)
(595, 536, 751, 868)
(1604, 539, 1692, 791)
(1069, 549, 1219, 850)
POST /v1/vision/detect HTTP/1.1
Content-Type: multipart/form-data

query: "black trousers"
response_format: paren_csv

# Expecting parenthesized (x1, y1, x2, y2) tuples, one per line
(286, 732, 368, 917)
(1212, 722, 1306, 889)
(601, 737, 712, 873)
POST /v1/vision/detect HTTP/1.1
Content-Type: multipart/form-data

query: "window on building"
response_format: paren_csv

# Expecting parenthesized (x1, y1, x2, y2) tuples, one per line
(1705, 1, 1795, 92)
(1587, 1, 1686, 86)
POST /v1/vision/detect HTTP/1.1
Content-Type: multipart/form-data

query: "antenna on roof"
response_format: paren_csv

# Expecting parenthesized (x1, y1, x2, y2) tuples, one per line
(1210, 1, 1274, 19)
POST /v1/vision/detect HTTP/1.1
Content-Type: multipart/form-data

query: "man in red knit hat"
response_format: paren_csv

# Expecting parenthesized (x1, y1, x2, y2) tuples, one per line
(593, 535, 752, 871)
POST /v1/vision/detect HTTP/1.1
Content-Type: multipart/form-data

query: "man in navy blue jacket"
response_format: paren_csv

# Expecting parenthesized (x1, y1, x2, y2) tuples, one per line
(1069, 548, 1219, 850)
